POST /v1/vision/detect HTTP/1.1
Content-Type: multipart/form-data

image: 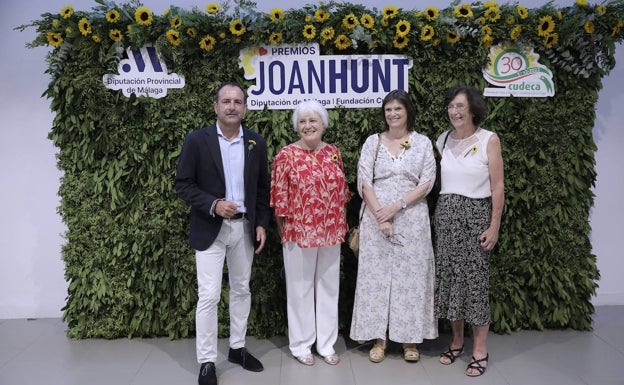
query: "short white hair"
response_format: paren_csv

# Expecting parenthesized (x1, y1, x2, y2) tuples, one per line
(291, 100, 329, 132)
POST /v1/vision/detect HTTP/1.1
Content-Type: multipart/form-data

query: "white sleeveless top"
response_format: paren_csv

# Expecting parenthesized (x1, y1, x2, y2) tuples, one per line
(436, 128, 494, 199)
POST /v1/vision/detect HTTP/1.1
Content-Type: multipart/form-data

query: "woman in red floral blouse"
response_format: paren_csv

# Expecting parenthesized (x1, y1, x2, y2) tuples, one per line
(270, 99, 350, 367)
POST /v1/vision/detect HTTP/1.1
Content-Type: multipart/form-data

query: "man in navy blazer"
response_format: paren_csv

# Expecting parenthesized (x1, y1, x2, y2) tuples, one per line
(175, 82, 270, 385)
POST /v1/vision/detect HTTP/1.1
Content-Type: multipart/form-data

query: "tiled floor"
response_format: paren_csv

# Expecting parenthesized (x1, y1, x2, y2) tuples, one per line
(1, 306, 623, 385)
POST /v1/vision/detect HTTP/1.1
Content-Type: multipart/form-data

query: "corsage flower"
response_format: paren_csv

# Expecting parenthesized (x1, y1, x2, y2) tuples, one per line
(401, 140, 411, 149)
(247, 139, 256, 156)
(465, 145, 478, 157)
(331, 153, 339, 162)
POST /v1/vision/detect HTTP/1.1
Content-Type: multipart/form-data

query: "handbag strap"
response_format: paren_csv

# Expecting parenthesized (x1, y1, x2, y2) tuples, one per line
(359, 134, 382, 223)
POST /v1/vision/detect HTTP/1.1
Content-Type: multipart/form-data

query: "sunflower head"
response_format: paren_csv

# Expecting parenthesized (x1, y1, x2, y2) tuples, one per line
(166, 29, 181, 46)
(269, 8, 284, 23)
(335, 34, 351, 50)
(425, 7, 439, 21)
(205, 3, 220, 14)
(105, 9, 120, 23)
(199, 35, 216, 51)
(269, 32, 283, 44)
(230, 19, 246, 36)
(302, 24, 316, 40)
(315, 9, 330, 23)
(135, 6, 153, 26)
(342, 14, 359, 30)
(60, 6, 73, 19)
(537, 15, 555, 37)
(46, 32, 63, 47)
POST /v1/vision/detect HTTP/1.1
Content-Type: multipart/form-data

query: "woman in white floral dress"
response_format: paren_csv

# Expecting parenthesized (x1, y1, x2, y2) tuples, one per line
(350, 90, 438, 363)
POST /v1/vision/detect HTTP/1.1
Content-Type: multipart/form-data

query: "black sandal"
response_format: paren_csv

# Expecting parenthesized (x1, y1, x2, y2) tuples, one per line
(466, 354, 489, 377)
(439, 344, 464, 365)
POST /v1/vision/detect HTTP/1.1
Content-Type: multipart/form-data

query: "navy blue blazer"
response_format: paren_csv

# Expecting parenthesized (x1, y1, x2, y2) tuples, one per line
(175, 124, 270, 251)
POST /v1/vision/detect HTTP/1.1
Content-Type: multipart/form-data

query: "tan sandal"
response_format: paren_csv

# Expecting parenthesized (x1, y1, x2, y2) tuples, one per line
(369, 340, 386, 363)
(403, 343, 420, 362)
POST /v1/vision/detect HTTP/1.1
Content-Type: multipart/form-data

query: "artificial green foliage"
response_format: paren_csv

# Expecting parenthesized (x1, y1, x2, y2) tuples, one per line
(18, 0, 624, 338)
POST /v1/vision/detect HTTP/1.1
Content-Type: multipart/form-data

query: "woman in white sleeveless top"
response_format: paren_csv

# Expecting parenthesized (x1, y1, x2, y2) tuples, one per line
(434, 85, 504, 377)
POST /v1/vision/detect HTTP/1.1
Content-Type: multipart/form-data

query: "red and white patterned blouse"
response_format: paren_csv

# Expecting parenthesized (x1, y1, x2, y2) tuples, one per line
(270, 144, 350, 248)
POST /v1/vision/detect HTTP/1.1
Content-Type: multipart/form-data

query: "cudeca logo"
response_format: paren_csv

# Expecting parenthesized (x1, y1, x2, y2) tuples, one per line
(483, 44, 554, 98)
(102, 45, 185, 99)
(239, 43, 413, 110)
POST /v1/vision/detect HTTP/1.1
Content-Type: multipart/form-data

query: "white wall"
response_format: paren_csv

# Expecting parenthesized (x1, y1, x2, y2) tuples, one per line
(1, 0, 622, 319)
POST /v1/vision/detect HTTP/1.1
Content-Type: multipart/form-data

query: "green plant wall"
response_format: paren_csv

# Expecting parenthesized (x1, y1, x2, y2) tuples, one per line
(19, 0, 624, 338)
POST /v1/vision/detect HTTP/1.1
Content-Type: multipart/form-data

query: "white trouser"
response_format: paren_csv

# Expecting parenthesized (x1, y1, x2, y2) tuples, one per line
(195, 219, 254, 363)
(283, 242, 340, 357)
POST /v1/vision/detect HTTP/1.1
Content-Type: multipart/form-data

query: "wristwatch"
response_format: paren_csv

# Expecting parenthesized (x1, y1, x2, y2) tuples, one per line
(399, 198, 407, 210)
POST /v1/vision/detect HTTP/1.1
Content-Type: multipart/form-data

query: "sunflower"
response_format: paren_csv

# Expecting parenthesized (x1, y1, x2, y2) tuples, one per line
(482, 25, 493, 35)
(597, 5, 606, 15)
(454, 4, 474, 18)
(92, 35, 101, 43)
(334, 34, 351, 50)
(537, 15, 555, 37)
(230, 19, 246, 35)
(199, 34, 216, 51)
(170, 16, 182, 29)
(315, 9, 330, 23)
(269, 8, 284, 23)
(477, 17, 487, 25)
(393, 35, 409, 49)
(269, 32, 282, 44)
(109, 29, 123, 42)
(135, 6, 153, 26)
(205, 3, 220, 14)
(361, 14, 374, 29)
(510, 25, 522, 40)
(52, 19, 60, 28)
(396, 20, 411, 37)
(506, 16, 515, 25)
(576, 0, 588, 7)
(484, 1, 498, 8)
(433, 38, 441, 47)
(381, 17, 390, 27)
(425, 6, 439, 21)
(305, 15, 312, 23)
(166, 29, 181, 46)
(46, 32, 63, 47)
(60, 5, 73, 19)
(78, 18, 92, 36)
(584, 21, 595, 34)
(342, 13, 359, 30)
(484, 7, 501, 23)
(517, 5, 528, 19)
(420, 25, 434, 41)
(302, 24, 316, 39)
(331, 154, 339, 162)
(382, 6, 399, 19)
(105, 9, 120, 23)
(321, 27, 335, 42)
(219, 32, 226, 39)
(186, 28, 197, 38)
(544, 33, 558, 48)
(446, 30, 460, 44)
(482, 34, 494, 47)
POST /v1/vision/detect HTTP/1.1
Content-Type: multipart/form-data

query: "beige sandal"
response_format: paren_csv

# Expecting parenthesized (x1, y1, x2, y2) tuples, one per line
(403, 343, 420, 362)
(369, 340, 386, 363)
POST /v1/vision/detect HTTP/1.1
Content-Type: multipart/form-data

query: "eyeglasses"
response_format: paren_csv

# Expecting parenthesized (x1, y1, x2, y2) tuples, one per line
(447, 103, 467, 111)
(386, 233, 405, 246)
